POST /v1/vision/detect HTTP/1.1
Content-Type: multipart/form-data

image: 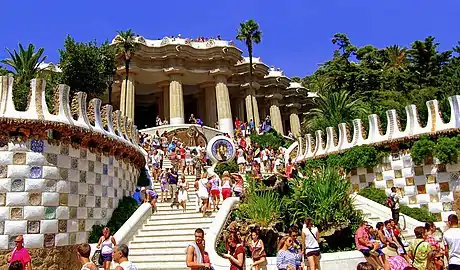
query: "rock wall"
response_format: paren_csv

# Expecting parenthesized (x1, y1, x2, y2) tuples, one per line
(0, 245, 80, 270)
(350, 153, 460, 221)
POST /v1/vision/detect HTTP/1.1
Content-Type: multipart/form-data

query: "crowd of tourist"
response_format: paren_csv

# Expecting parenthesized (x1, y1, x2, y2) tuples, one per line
(354, 214, 460, 270)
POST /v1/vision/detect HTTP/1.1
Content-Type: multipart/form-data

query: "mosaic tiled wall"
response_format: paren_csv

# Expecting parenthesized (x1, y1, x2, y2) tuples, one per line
(351, 153, 460, 221)
(0, 139, 139, 250)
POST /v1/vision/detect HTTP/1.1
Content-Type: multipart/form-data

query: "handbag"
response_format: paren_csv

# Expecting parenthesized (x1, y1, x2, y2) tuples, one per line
(91, 249, 103, 266)
(251, 240, 267, 260)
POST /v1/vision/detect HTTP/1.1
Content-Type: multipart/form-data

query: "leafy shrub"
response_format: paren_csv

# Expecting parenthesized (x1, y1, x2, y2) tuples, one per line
(358, 187, 387, 206)
(88, 197, 139, 242)
(137, 167, 150, 187)
(341, 145, 378, 171)
(282, 166, 362, 231)
(434, 136, 460, 164)
(215, 160, 238, 175)
(250, 130, 292, 150)
(411, 137, 436, 165)
(358, 187, 438, 222)
(239, 192, 281, 227)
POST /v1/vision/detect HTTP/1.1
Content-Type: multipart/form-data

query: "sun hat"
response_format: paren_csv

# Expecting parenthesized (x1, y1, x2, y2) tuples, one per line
(140, 187, 146, 192)
(382, 245, 398, 257)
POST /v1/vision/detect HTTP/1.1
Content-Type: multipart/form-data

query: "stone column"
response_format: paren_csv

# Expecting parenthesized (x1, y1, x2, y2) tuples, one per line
(289, 106, 301, 138)
(163, 86, 170, 121)
(237, 98, 245, 122)
(245, 88, 254, 123)
(197, 92, 206, 122)
(120, 74, 135, 119)
(204, 86, 217, 127)
(215, 75, 233, 135)
(169, 74, 184, 125)
(270, 98, 284, 135)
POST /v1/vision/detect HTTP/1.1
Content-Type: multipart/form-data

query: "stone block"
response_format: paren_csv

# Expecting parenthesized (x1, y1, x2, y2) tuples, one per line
(69, 146, 80, 157)
(26, 152, 46, 165)
(0, 220, 3, 234)
(0, 178, 11, 192)
(69, 182, 78, 194)
(94, 185, 102, 197)
(67, 219, 78, 232)
(87, 208, 93, 218)
(43, 141, 59, 154)
(57, 155, 71, 169)
(29, 192, 42, 206)
(77, 207, 87, 219)
(60, 144, 69, 155)
(417, 194, 430, 204)
(93, 208, 101, 219)
(11, 178, 25, 191)
(42, 192, 59, 206)
(41, 220, 58, 233)
(87, 185, 94, 196)
(4, 220, 27, 234)
(0, 207, 9, 219)
(85, 219, 94, 231)
(59, 168, 69, 180)
(69, 207, 77, 219)
(68, 169, 79, 182)
(42, 166, 59, 179)
(94, 162, 103, 174)
(8, 142, 29, 152)
(78, 195, 86, 207)
(101, 197, 108, 208)
(0, 151, 13, 165)
(107, 187, 114, 198)
(78, 183, 88, 195)
(24, 234, 44, 248)
(44, 233, 55, 248)
(55, 233, 69, 246)
(440, 192, 454, 202)
(101, 174, 109, 186)
(0, 235, 7, 250)
(429, 202, 443, 213)
(86, 151, 95, 161)
(56, 206, 69, 219)
(87, 172, 96, 184)
(69, 232, 77, 244)
(78, 159, 88, 171)
(0, 193, 5, 206)
(27, 220, 41, 234)
(68, 194, 79, 207)
(43, 179, 57, 192)
(76, 232, 87, 244)
(0, 164, 7, 178)
(101, 155, 109, 164)
(6, 192, 28, 206)
(13, 152, 26, 165)
(56, 180, 70, 193)
(24, 206, 45, 219)
(79, 171, 87, 183)
(86, 196, 95, 207)
(88, 160, 94, 172)
(25, 178, 45, 192)
(78, 220, 85, 232)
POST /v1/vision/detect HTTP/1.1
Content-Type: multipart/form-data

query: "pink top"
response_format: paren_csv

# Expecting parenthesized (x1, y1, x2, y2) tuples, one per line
(10, 247, 31, 269)
(354, 227, 370, 250)
(388, 256, 410, 270)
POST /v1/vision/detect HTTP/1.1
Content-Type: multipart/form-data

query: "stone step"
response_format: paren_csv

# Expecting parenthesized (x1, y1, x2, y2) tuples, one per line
(143, 217, 214, 226)
(136, 228, 203, 237)
(129, 261, 187, 270)
(128, 254, 187, 263)
(129, 241, 193, 249)
(148, 212, 215, 220)
(129, 247, 190, 256)
(132, 234, 196, 243)
(141, 222, 210, 231)
(153, 208, 199, 214)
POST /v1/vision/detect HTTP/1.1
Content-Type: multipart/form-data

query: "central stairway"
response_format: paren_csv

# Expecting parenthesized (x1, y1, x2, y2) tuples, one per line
(127, 157, 217, 269)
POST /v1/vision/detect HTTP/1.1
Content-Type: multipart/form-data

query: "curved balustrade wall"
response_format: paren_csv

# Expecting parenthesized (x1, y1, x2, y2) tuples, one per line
(0, 76, 144, 269)
(286, 96, 460, 162)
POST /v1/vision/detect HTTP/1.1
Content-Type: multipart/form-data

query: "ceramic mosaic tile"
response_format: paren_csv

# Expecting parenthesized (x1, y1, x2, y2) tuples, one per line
(60, 145, 69, 156)
(30, 140, 44, 153)
(30, 166, 42, 179)
(0, 165, 6, 178)
(46, 153, 58, 166)
(13, 153, 26, 165)
(44, 233, 55, 248)
(27, 221, 40, 234)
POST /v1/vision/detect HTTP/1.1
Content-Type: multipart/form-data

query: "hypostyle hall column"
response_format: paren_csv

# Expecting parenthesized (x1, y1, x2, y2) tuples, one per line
(269, 98, 284, 135)
(245, 88, 254, 123)
(120, 74, 136, 119)
(204, 85, 217, 127)
(169, 74, 184, 125)
(215, 75, 233, 135)
(162, 85, 170, 121)
(289, 106, 301, 138)
(244, 83, 261, 127)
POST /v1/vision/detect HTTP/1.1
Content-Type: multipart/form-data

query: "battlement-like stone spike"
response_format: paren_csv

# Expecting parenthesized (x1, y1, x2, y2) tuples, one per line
(42, 83, 73, 124)
(314, 130, 325, 156)
(448, 95, 460, 128)
(351, 119, 364, 146)
(427, 99, 450, 131)
(368, 114, 388, 143)
(72, 92, 92, 130)
(325, 127, 338, 153)
(112, 110, 122, 138)
(337, 123, 351, 150)
(0, 75, 14, 116)
(120, 115, 128, 141)
(304, 134, 313, 159)
(126, 118, 134, 143)
(132, 125, 139, 144)
(295, 136, 304, 162)
(88, 98, 106, 135)
(404, 104, 421, 136)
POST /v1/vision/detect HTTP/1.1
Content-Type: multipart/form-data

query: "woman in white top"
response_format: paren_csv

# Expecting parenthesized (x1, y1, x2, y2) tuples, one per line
(96, 227, 117, 270)
(196, 172, 210, 216)
(185, 148, 194, 175)
(301, 218, 320, 270)
(178, 175, 189, 212)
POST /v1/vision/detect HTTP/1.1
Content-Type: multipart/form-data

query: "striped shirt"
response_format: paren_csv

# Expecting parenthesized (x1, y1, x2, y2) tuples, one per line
(276, 250, 301, 270)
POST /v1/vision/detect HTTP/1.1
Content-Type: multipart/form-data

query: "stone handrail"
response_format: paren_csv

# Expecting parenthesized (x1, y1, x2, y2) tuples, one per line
(141, 124, 223, 141)
(287, 96, 460, 162)
(0, 76, 145, 168)
(89, 203, 152, 258)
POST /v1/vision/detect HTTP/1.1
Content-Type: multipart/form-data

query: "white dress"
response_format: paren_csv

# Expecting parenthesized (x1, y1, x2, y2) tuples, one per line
(197, 178, 209, 199)
(236, 149, 246, 164)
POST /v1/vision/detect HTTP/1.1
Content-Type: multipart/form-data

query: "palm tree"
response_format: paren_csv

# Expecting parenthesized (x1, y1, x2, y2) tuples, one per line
(384, 45, 407, 70)
(236, 20, 262, 124)
(114, 30, 138, 111)
(1, 43, 46, 83)
(304, 90, 368, 133)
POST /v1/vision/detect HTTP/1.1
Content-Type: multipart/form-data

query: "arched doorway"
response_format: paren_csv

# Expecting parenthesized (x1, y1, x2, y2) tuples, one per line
(135, 103, 158, 129)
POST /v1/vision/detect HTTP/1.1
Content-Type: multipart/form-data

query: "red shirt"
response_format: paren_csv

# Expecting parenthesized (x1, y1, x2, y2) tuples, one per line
(235, 120, 241, 128)
(179, 148, 186, 159)
(10, 247, 31, 270)
(230, 244, 245, 270)
(239, 139, 247, 149)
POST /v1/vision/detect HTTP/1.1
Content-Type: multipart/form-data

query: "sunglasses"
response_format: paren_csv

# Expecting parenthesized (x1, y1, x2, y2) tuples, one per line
(435, 256, 444, 261)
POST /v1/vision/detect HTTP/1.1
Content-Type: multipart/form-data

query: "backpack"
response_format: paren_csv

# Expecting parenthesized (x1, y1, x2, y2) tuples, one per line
(386, 195, 395, 208)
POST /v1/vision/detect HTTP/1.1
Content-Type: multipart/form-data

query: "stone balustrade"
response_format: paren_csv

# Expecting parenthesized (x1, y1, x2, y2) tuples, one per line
(0, 76, 144, 260)
(285, 96, 460, 162)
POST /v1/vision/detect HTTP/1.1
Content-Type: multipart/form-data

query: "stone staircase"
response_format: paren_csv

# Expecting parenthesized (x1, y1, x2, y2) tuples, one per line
(127, 156, 217, 269)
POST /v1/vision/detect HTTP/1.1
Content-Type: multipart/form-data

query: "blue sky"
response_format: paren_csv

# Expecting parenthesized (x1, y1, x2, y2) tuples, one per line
(1, 0, 459, 77)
